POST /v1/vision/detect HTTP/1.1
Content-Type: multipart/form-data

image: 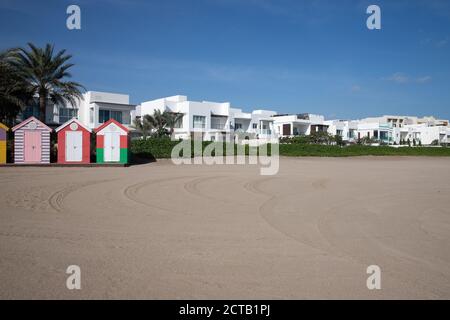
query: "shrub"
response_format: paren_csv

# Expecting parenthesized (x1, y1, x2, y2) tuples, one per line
(130, 137, 182, 159)
(130, 138, 274, 161)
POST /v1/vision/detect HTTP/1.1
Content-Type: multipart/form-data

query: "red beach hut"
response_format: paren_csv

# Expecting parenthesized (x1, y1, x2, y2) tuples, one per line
(56, 118, 91, 164)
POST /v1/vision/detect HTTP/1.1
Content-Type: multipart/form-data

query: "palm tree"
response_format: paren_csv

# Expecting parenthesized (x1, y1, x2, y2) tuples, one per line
(144, 110, 169, 137)
(164, 112, 183, 137)
(11, 43, 85, 123)
(0, 49, 32, 125)
(132, 117, 153, 139)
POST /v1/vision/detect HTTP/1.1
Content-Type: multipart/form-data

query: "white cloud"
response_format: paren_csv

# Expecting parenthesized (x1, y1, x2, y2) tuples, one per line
(385, 73, 432, 84)
(386, 72, 410, 84)
(437, 38, 449, 48)
(351, 85, 361, 92)
(416, 76, 432, 83)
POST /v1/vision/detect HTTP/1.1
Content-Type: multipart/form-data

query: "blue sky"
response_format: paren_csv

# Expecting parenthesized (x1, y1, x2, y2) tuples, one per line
(1, 0, 449, 119)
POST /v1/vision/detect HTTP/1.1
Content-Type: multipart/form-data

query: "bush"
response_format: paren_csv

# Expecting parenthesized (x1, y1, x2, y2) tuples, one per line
(279, 144, 450, 157)
(130, 137, 182, 159)
(130, 138, 277, 162)
(279, 132, 336, 145)
(130, 138, 450, 162)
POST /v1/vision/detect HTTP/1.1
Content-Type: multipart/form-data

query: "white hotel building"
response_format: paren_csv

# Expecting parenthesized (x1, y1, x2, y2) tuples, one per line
(20, 90, 450, 146)
(22, 91, 136, 130)
(136, 95, 278, 142)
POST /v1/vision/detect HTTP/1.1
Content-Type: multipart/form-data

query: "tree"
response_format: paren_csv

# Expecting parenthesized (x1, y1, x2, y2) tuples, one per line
(11, 43, 85, 122)
(164, 112, 184, 137)
(144, 110, 168, 138)
(308, 131, 335, 145)
(132, 117, 153, 139)
(334, 134, 344, 146)
(359, 136, 377, 145)
(0, 49, 31, 125)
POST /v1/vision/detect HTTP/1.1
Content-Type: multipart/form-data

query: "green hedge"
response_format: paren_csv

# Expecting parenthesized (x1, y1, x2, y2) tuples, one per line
(279, 144, 450, 157)
(130, 138, 273, 159)
(130, 138, 182, 159)
(130, 138, 450, 161)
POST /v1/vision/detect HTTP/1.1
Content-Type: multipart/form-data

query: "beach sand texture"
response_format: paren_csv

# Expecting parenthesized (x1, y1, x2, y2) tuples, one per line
(0, 157, 449, 299)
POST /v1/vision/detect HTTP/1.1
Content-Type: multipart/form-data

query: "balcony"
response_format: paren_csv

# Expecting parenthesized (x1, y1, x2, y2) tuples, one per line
(259, 129, 272, 135)
(210, 116, 228, 131)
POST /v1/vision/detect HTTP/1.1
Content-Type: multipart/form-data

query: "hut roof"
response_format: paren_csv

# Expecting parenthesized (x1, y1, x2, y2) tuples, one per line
(55, 118, 92, 133)
(12, 116, 52, 132)
(94, 118, 129, 134)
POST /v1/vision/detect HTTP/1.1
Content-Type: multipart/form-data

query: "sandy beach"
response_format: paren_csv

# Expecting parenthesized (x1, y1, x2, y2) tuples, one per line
(0, 157, 449, 299)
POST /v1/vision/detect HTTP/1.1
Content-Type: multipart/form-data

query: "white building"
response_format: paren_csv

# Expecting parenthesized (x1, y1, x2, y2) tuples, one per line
(21, 91, 136, 130)
(356, 122, 394, 143)
(325, 120, 358, 142)
(395, 124, 450, 145)
(357, 115, 450, 145)
(273, 113, 328, 137)
(360, 115, 449, 129)
(136, 95, 277, 142)
(76, 91, 135, 130)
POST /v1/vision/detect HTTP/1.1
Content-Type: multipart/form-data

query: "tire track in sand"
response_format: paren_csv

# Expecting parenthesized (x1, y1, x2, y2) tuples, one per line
(48, 179, 116, 212)
(123, 176, 195, 213)
(182, 175, 255, 205)
(244, 177, 346, 255)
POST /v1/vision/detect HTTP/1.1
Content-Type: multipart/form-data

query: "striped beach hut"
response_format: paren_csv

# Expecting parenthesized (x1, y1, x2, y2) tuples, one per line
(94, 119, 129, 164)
(56, 118, 91, 164)
(0, 122, 8, 164)
(12, 117, 52, 164)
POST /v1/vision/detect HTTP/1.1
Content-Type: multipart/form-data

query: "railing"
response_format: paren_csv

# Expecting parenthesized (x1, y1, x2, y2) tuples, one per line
(211, 124, 227, 130)
(259, 129, 272, 135)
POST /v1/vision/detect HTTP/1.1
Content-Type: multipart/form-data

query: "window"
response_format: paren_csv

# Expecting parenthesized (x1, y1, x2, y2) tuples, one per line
(252, 123, 258, 129)
(23, 105, 39, 119)
(111, 111, 123, 123)
(60, 108, 78, 123)
(348, 129, 355, 138)
(336, 130, 343, 137)
(174, 115, 183, 128)
(211, 116, 226, 130)
(235, 123, 242, 130)
(99, 110, 123, 124)
(193, 115, 206, 129)
(99, 110, 110, 123)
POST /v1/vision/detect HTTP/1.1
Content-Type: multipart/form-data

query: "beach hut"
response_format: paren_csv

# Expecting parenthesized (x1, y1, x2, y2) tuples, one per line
(0, 122, 8, 164)
(56, 118, 91, 164)
(94, 119, 129, 164)
(12, 117, 52, 164)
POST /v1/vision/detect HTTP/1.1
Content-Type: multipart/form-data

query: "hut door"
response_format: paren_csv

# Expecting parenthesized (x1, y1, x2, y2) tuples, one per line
(105, 132, 120, 162)
(24, 131, 41, 162)
(66, 131, 83, 162)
